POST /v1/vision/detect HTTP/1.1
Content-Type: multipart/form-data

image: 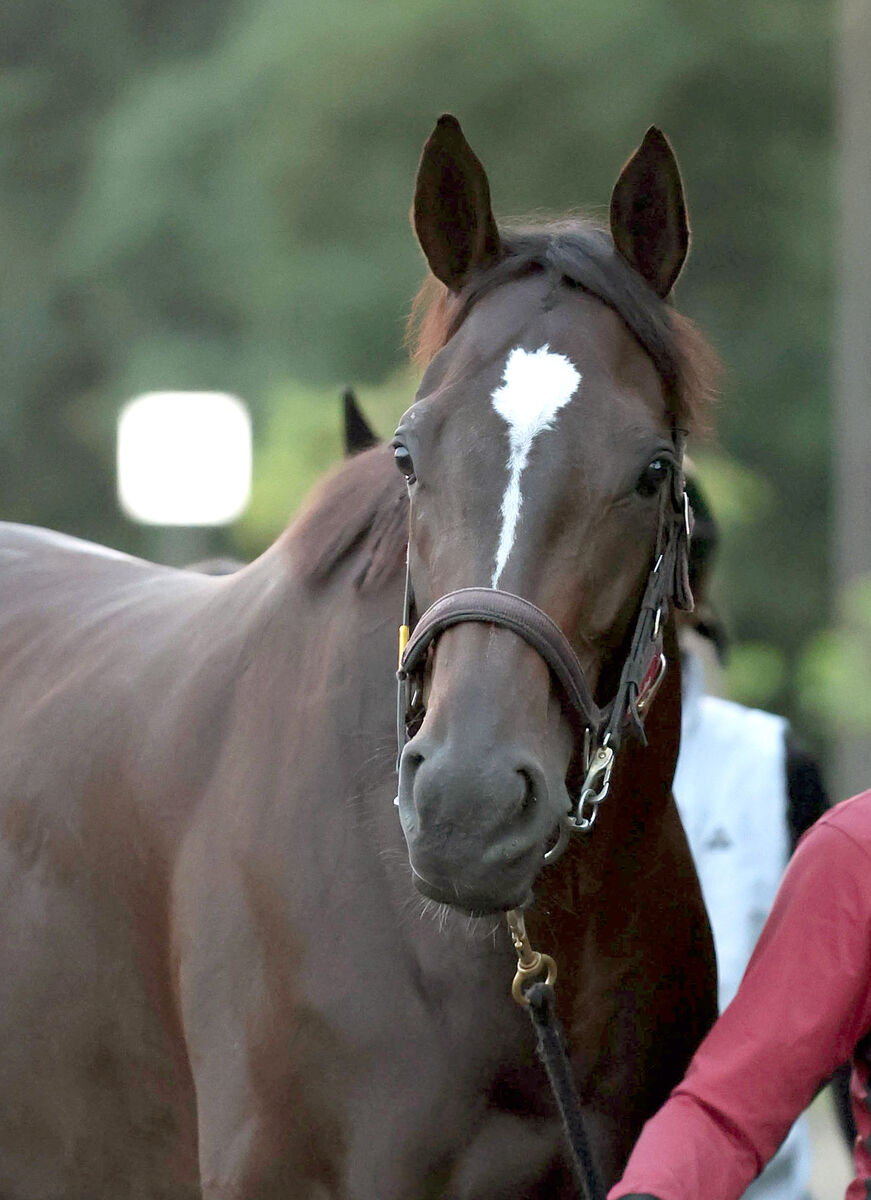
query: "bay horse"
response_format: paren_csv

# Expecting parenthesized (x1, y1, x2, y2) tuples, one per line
(0, 116, 717, 1199)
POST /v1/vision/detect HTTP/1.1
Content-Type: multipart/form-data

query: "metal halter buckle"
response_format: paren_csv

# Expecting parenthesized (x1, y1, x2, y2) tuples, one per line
(636, 652, 667, 719)
(566, 743, 615, 833)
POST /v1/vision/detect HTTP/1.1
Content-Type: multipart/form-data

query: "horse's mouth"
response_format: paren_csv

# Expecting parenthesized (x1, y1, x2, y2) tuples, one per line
(410, 866, 534, 917)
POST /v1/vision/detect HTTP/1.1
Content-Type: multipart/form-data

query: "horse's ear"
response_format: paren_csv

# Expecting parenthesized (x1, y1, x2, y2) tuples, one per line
(342, 387, 378, 456)
(413, 114, 502, 291)
(610, 127, 689, 298)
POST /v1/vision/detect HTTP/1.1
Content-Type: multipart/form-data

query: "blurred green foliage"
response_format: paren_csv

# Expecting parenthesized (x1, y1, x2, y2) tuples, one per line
(0, 0, 839, 747)
(236, 368, 416, 554)
(798, 576, 871, 734)
(725, 642, 788, 710)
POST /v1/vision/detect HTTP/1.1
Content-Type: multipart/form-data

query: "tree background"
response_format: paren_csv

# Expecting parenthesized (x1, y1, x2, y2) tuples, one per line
(0, 0, 857, 762)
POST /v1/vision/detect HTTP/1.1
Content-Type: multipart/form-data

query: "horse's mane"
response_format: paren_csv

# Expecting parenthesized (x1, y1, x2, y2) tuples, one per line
(291, 219, 718, 593)
(288, 444, 409, 592)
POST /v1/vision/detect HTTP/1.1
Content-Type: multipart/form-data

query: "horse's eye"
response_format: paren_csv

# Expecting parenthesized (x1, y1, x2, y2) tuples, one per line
(392, 444, 416, 483)
(636, 458, 669, 498)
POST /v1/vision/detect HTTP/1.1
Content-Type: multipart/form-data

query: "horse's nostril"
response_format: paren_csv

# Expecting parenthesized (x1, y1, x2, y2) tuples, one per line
(399, 747, 425, 787)
(515, 761, 550, 821)
(518, 768, 536, 816)
(397, 746, 426, 821)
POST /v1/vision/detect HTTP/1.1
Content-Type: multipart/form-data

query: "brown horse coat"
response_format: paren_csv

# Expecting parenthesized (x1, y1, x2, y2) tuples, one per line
(0, 486, 712, 1200)
(0, 118, 717, 1200)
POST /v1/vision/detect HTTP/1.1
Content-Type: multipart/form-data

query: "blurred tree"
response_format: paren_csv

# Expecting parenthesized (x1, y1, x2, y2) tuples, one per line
(833, 0, 871, 795)
(0, 0, 839, 749)
(798, 576, 871, 735)
(0, 0, 237, 556)
(236, 369, 415, 556)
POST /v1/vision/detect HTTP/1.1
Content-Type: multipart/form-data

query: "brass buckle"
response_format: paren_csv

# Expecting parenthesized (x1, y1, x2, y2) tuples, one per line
(505, 909, 558, 1007)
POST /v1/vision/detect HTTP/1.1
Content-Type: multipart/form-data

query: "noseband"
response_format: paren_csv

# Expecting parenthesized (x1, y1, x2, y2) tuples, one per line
(395, 434, 693, 858)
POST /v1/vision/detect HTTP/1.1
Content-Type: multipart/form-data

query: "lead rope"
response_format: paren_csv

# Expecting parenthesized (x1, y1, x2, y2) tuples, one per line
(506, 910, 606, 1200)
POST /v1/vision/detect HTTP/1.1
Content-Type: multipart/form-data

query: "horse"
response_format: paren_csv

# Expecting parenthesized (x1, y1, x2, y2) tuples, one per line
(0, 115, 718, 1199)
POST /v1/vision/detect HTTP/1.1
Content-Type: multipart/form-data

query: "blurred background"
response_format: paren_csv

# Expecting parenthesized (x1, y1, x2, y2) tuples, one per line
(2, 2, 869, 1193)
(1, 0, 868, 791)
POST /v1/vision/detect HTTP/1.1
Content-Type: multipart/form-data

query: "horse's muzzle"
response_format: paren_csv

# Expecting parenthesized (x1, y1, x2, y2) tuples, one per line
(396, 738, 562, 913)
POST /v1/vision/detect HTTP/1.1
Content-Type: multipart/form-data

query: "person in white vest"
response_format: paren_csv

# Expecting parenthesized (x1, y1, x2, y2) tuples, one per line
(673, 476, 840, 1200)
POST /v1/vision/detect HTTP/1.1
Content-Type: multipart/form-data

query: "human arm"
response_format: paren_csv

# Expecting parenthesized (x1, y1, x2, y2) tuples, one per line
(783, 735, 857, 1147)
(609, 816, 871, 1200)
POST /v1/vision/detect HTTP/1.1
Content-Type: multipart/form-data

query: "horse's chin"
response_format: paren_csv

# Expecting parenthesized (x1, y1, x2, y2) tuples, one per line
(410, 866, 534, 917)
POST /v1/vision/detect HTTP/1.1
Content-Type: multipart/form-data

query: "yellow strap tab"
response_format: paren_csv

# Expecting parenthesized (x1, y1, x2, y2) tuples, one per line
(398, 625, 409, 668)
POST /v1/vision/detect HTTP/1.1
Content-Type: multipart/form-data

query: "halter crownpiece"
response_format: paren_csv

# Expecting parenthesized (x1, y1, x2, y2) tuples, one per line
(395, 437, 693, 855)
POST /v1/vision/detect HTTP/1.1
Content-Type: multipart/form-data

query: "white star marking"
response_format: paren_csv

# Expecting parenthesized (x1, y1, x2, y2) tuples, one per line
(490, 345, 581, 588)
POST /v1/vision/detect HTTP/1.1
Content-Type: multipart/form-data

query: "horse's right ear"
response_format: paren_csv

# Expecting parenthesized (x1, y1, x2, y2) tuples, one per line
(413, 114, 502, 291)
(610, 128, 689, 297)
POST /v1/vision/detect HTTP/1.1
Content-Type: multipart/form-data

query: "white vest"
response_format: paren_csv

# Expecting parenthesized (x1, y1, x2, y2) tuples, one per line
(673, 651, 812, 1200)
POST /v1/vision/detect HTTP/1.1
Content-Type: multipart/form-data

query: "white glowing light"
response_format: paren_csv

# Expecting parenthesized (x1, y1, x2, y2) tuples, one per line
(117, 392, 252, 526)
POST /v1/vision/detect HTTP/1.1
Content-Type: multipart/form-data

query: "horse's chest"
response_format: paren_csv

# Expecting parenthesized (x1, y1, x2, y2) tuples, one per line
(297, 973, 570, 1199)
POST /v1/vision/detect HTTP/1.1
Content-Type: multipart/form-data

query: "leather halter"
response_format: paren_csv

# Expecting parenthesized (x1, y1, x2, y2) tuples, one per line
(395, 434, 693, 851)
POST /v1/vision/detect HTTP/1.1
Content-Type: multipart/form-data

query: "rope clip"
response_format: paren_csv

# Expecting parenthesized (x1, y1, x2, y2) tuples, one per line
(567, 744, 615, 834)
(505, 909, 557, 1006)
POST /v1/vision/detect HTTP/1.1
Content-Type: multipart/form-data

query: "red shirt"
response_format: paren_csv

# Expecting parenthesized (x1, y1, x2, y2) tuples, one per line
(610, 789, 871, 1200)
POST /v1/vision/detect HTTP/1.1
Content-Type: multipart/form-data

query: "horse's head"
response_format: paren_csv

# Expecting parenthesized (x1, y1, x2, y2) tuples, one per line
(395, 115, 712, 915)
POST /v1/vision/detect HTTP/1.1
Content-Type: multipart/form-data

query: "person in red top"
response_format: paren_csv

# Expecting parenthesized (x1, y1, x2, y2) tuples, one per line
(611, 789, 871, 1200)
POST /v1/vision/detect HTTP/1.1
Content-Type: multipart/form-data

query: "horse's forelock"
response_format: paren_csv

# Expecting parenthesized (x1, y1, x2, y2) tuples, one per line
(406, 221, 718, 436)
(293, 221, 717, 593)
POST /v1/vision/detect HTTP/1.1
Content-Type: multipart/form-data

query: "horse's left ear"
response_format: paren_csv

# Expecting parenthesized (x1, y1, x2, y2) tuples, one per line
(342, 387, 378, 456)
(610, 128, 689, 298)
(413, 114, 502, 291)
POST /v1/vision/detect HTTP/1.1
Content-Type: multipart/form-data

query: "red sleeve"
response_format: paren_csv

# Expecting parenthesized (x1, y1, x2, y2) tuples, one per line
(609, 819, 871, 1200)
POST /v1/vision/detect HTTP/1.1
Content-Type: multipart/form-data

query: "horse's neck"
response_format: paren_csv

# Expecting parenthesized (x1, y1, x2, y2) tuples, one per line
(530, 623, 683, 940)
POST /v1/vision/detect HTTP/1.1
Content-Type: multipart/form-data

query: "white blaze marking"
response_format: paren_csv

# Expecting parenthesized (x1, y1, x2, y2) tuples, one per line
(490, 345, 581, 587)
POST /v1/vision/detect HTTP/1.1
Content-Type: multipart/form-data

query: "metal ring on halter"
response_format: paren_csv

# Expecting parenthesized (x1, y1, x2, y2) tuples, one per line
(543, 820, 571, 864)
(543, 723, 597, 863)
(566, 744, 615, 833)
(511, 952, 558, 1006)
